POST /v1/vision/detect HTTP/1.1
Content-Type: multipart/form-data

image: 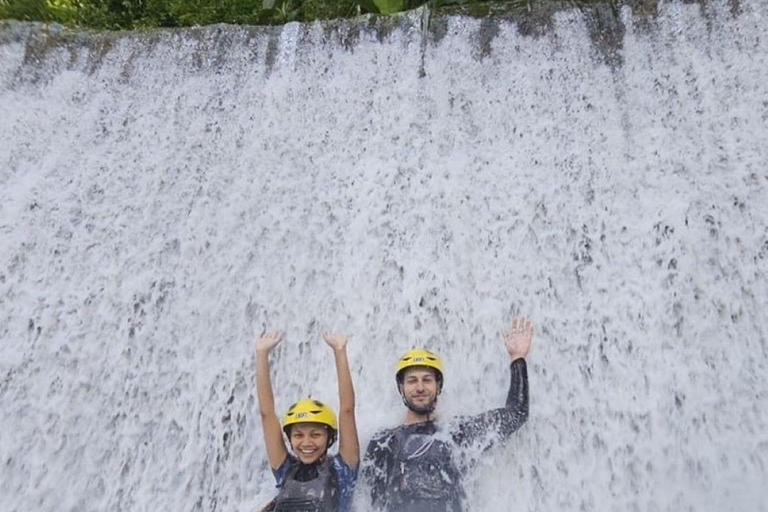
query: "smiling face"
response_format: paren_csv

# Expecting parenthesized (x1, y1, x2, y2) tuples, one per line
(399, 366, 440, 414)
(289, 422, 330, 464)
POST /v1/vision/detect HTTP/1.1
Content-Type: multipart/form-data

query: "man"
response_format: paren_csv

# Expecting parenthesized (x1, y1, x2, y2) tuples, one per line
(362, 318, 532, 512)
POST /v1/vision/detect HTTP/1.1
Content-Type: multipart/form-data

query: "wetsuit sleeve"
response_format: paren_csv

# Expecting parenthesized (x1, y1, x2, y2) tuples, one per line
(361, 431, 394, 510)
(332, 455, 358, 512)
(450, 358, 529, 450)
(272, 454, 297, 487)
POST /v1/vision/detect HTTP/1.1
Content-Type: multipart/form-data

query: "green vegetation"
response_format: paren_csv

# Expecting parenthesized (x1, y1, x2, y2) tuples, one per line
(0, 0, 614, 29)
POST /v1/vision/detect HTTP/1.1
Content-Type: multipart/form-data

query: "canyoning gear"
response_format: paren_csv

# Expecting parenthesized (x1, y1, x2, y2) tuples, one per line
(364, 358, 530, 512)
(363, 422, 464, 512)
(273, 456, 338, 512)
(273, 454, 358, 512)
(257, 498, 277, 512)
(395, 349, 444, 389)
(390, 428, 464, 512)
(396, 349, 444, 413)
(282, 399, 338, 446)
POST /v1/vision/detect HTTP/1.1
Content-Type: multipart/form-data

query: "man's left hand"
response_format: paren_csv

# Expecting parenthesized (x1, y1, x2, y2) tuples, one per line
(503, 318, 533, 360)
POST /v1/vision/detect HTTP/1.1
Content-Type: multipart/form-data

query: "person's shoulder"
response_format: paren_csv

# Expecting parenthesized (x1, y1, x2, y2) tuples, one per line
(368, 425, 402, 445)
(330, 453, 357, 474)
(275, 453, 298, 471)
(330, 454, 358, 491)
(273, 454, 298, 486)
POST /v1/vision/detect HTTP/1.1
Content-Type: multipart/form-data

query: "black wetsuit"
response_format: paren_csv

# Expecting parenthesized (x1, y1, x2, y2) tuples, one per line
(362, 358, 529, 512)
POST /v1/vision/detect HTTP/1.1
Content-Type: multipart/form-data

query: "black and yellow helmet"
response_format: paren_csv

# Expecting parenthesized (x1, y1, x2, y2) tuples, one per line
(395, 348, 444, 390)
(282, 398, 338, 445)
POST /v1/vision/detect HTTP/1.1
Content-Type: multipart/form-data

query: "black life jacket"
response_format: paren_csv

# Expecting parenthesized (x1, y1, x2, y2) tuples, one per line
(273, 456, 338, 512)
(388, 427, 465, 512)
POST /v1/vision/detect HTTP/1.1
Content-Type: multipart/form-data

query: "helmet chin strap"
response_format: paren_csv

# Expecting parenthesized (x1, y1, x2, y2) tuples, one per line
(401, 393, 438, 415)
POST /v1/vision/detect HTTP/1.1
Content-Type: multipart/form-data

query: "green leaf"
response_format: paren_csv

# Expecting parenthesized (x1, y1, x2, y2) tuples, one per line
(373, 0, 406, 14)
(358, 0, 407, 14)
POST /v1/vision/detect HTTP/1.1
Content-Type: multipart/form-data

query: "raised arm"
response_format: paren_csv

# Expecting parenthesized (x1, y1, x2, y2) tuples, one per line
(323, 333, 359, 467)
(451, 318, 532, 451)
(255, 330, 289, 469)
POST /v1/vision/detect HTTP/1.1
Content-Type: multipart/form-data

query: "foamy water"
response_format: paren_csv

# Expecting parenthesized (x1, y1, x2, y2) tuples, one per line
(1, 2, 767, 511)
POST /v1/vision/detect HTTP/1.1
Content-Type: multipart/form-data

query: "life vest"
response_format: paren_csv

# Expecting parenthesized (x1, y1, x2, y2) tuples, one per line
(273, 456, 339, 512)
(388, 429, 465, 512)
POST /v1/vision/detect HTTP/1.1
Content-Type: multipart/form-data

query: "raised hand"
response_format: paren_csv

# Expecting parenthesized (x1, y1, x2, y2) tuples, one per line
(254, 329, 288, 469)
(324, 330, 358, 467)
(322, 332, 349, 351)
(503, 318, 533, 360)
(256, 330, 283, 353)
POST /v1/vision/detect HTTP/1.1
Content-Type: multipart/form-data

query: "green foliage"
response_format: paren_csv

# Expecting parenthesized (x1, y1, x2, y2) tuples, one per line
(298, 0, 362, 20)
(0, 0, 611, 29)
(359, 0, 406, 14)
(1, 0, 52, 22)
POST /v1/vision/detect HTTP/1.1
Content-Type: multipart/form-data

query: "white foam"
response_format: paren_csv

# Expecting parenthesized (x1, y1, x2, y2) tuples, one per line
(0, 2, 767, 511)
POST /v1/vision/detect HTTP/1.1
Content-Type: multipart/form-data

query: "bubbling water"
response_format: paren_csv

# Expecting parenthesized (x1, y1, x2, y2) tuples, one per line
(1, 2, 767, 511)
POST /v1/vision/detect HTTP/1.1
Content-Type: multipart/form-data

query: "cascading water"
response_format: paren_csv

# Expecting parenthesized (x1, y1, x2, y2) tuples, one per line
(1, 1, 766, 511)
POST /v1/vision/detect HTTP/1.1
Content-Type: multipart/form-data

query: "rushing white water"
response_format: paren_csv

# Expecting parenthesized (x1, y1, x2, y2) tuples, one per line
(1, 1, 767, 511)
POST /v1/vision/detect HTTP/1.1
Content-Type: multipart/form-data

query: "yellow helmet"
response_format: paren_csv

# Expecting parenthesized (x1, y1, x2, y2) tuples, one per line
(282, 398, 338, 445)
(395, 348, 444, 389)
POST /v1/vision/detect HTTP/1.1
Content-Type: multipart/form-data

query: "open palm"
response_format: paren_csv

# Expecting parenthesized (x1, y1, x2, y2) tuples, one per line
(322, 332, 349, 351)
(503, 318, 533, 360)
(256, 330, 283, 353)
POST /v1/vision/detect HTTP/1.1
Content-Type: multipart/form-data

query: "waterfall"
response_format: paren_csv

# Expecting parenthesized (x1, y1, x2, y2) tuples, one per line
(1, 1, 767, 511)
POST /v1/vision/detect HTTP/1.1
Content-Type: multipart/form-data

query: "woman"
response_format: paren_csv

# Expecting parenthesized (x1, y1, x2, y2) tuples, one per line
(255, 331, 359, 512)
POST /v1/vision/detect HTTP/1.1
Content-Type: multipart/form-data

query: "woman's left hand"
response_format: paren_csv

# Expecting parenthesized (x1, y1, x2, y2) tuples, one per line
(322, 332, 349, 351)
